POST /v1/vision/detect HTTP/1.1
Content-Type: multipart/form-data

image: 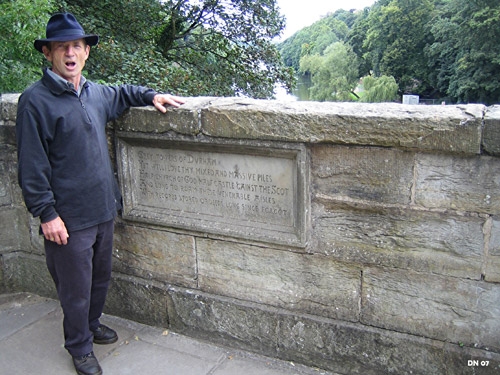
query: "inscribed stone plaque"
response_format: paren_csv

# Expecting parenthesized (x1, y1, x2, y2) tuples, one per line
(116, 135, 308, 247)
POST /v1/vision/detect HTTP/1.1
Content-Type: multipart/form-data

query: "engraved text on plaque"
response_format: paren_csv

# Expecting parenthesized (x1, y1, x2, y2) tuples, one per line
(117, 136, 308, 246)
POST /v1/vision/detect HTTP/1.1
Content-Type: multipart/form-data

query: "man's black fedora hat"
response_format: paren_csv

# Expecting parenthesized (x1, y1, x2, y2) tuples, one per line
(34, 12, 99, 53)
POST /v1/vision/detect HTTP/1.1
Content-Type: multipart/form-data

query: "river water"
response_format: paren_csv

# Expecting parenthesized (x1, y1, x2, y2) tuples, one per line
(274, 74, 312, 101)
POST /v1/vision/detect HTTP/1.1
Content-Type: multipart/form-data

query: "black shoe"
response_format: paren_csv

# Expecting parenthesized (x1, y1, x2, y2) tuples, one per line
(92, 324, 118, 345)
(72, 352, 102, 375)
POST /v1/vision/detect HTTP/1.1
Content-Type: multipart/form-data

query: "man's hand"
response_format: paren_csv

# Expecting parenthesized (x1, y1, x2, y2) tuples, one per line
(152, 94, 186, 113)
(41, 216, 69, 245)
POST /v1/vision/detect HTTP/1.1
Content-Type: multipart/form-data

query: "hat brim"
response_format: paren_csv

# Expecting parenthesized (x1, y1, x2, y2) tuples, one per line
(34, 34, 99, 53)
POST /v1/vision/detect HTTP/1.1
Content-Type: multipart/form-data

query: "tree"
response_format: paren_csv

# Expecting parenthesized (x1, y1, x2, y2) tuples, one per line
(360, 75, 399, 102)
(427, 0, 500, 104)
(63, 0, 295, 98)
(278, 10, 353, 73)
(1, 0, 294, 99)
(362, 0, 435, 96)
(347, 7, 372, 79)
(156, 0, 294, 98)
(299, 42, 359, 102)
(0, 0, 56, 93)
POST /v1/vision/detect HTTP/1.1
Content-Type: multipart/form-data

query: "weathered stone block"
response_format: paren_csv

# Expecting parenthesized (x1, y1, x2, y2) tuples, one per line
(278, 314, 500, 375)
(166, 286, 500, 375)
(197, 239, 361, 321)
(484, 105, 500, 156)
(106, 274, 168, 327)
(201, 99, 483, 154)
(361, 267, 500, 352)
(489, 218, 500, 257)
(0, 93, 20, 122)
(0, 150, 26, 211)
(0, 93, 19, 147)
(167, 286, 279, 355)
(313, 200, 484, 279)
(311, 145, 414, 205)
(0, 161, 12, 206)
(415, 154, 500, 214)
(1, 253, 56, 299)
(0, 255, 4, 293)
(113, 222, 197, 288)
(486, 218, 500, 282)
(0, 207, 31, 254)
(0, 125, 16, 147)
(0, 151, 24, 206)
(485, 257, 500, 284)
(115, 97, 205, 135)
(28, 217, 45, 256)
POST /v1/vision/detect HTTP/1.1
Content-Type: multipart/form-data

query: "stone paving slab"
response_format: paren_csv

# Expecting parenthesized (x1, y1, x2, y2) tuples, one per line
(0, 293, 336, 375)
(0, 294, 59, 340)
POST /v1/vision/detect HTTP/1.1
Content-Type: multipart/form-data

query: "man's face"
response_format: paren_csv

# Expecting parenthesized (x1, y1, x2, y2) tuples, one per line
(42, 39, 90, 85)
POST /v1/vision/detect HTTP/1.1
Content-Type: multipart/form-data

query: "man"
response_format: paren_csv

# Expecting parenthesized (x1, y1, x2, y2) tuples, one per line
(16, 12, 185, 375)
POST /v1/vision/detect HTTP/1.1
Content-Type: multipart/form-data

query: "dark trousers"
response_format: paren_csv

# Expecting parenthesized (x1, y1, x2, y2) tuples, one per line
(44, 219, 114, 357)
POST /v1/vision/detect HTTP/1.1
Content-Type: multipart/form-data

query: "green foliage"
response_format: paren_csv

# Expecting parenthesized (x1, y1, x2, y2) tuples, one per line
(59, 0, 293, 98)
(278, 9, 354, 72)
(156, 0, 294, 98)
(5, 0, 500, 104)
(426, 0, 500, 104)
(0, 0, 56, 93)
(1, 0, 293, 99)
(360, 75, 399, 102)
(350, 0, 500, 104)
(281, 0, 500, 104)
(299, 42, 359, 102)
(347, 7, 372, 78)
(362, 0, 435, 96)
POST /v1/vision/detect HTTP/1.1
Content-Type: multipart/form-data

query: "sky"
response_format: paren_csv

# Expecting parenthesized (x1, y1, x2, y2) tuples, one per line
(275, 0, 376, 41)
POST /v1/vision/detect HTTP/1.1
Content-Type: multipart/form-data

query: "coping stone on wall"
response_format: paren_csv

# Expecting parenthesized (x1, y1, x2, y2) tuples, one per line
(117, 98, 487, 155)
(195, 98, 485, 155)
(115, 96, 213, 135)
(484, 105, 500, 155)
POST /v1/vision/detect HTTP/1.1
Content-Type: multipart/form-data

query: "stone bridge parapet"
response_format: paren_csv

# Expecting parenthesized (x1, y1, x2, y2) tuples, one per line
(2, 93, 500, 374)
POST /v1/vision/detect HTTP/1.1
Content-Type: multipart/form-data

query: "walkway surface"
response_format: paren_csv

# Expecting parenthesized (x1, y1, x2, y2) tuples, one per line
(0, 293, 337, 375)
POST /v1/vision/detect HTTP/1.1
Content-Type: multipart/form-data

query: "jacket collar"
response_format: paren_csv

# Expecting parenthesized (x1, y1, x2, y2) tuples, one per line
(41, 67, 87, 96)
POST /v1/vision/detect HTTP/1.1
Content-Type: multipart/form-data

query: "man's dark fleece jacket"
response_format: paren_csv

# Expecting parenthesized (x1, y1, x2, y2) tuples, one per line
(16, 68, 157, 232)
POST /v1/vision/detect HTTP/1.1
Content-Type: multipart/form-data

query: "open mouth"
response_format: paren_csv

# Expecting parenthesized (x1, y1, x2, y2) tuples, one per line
(65, 62, 77, 68)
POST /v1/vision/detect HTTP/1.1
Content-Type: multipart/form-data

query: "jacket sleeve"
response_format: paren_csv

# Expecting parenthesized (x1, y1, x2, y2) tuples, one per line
(99, 83, 158, 122)
(16, 105, 59, 223)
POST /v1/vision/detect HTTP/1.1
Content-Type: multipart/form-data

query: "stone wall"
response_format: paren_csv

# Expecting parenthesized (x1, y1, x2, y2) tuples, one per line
(1, 93, 500, 374)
